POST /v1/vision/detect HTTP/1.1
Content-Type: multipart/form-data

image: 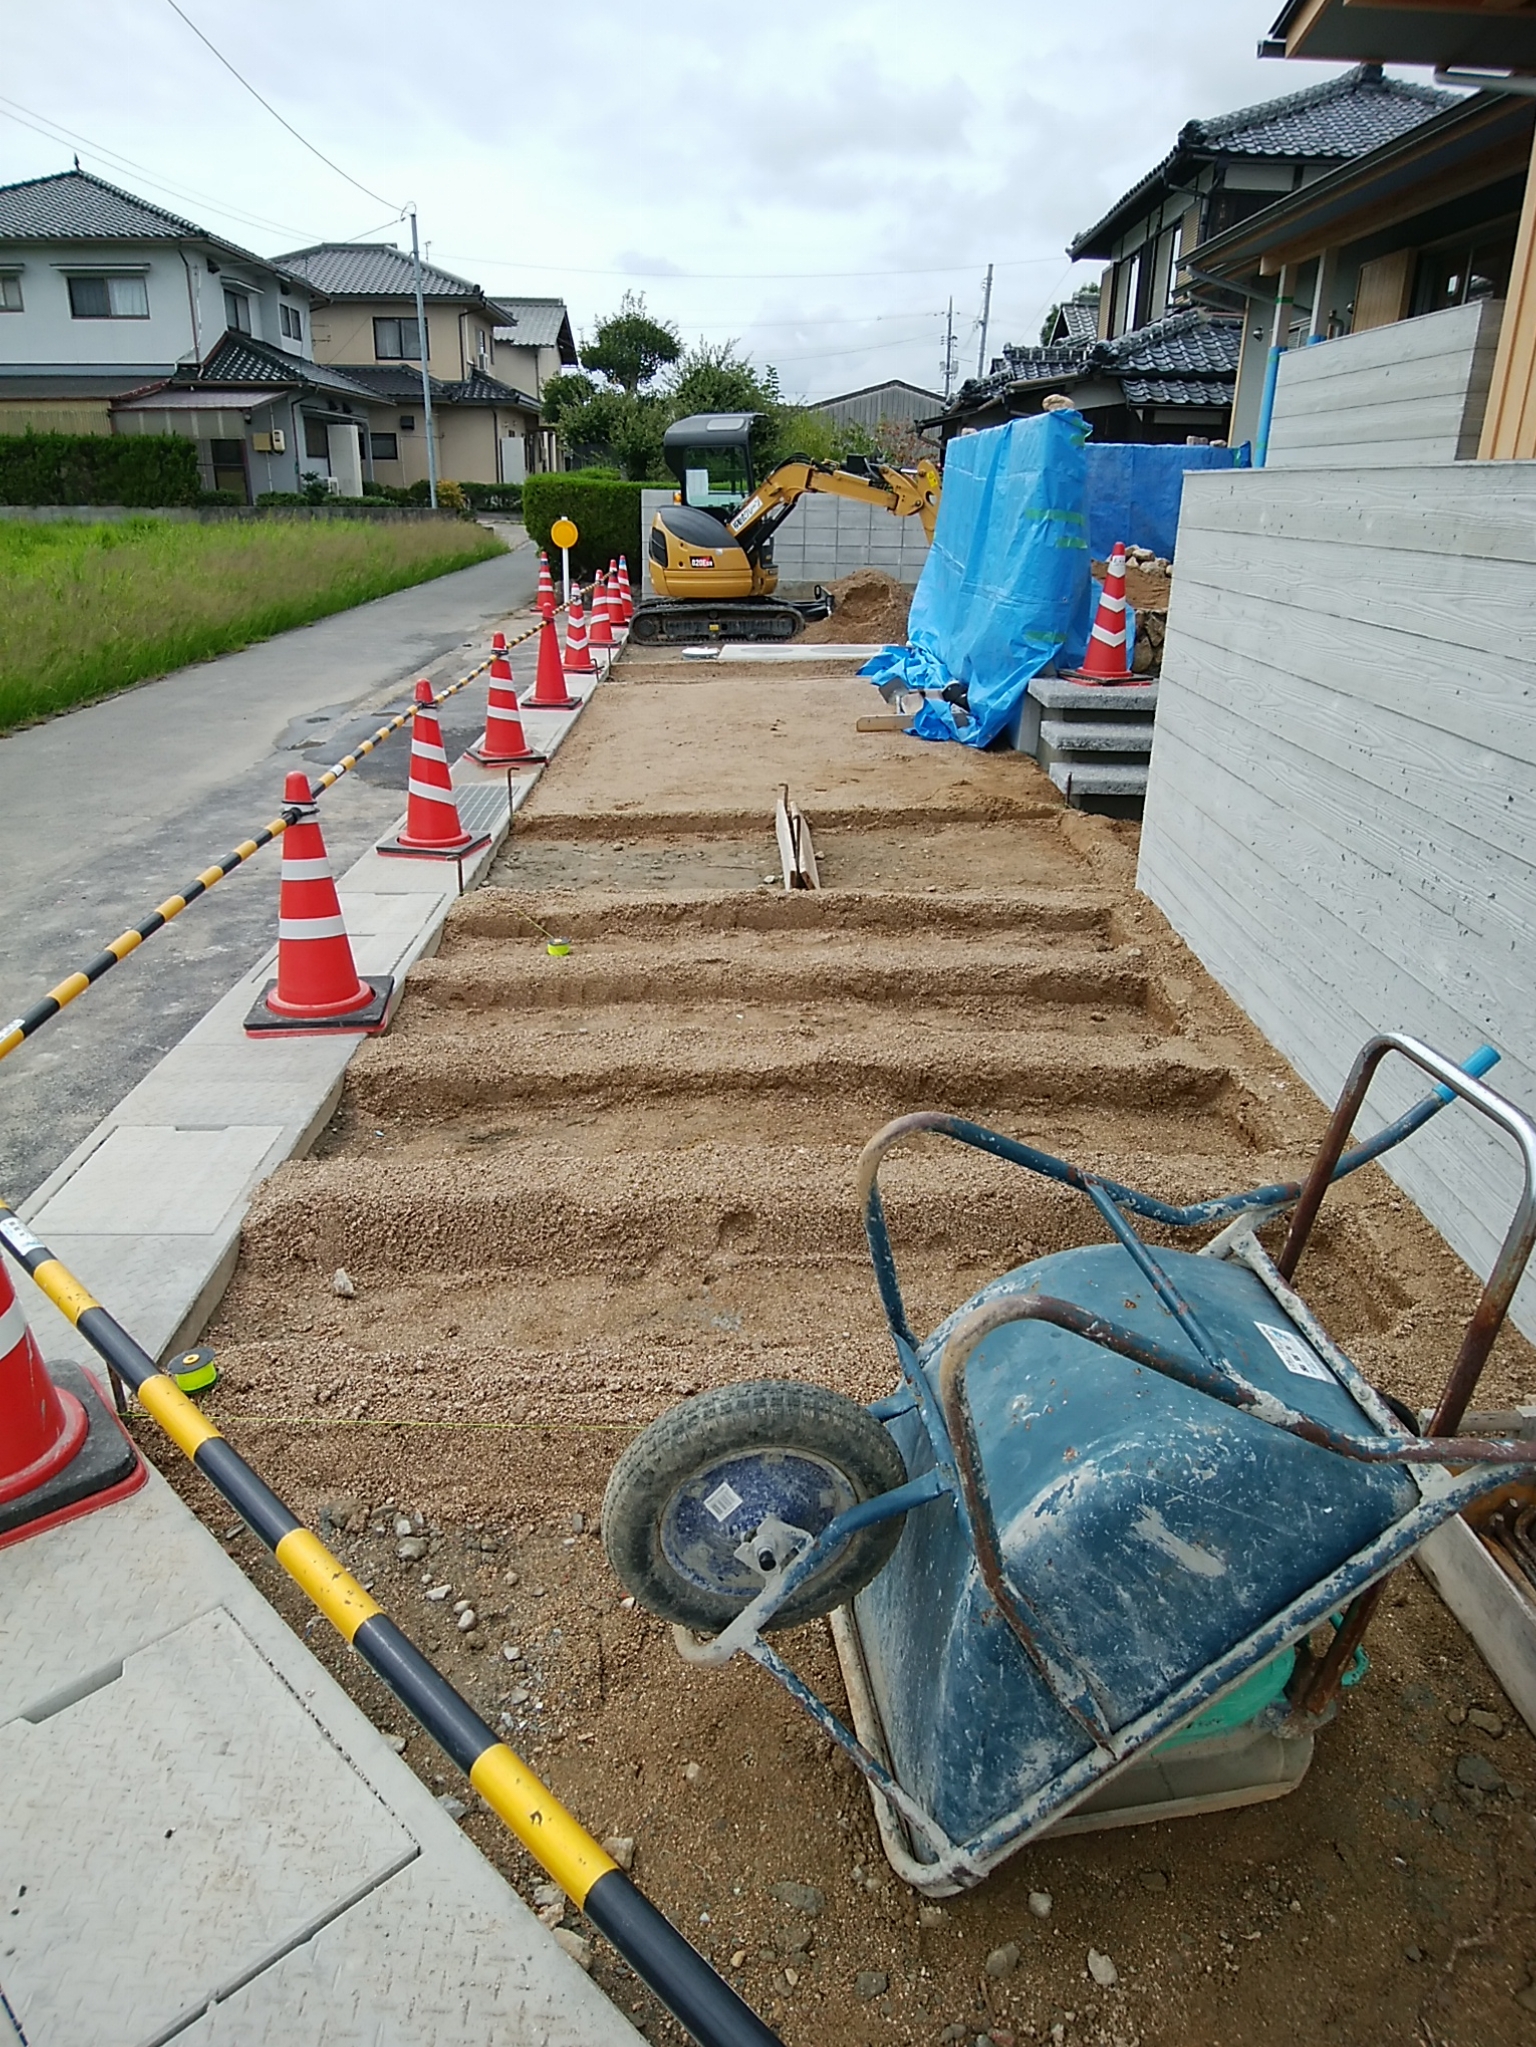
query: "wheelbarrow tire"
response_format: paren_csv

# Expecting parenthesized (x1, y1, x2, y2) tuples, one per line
(603, 1379, 908, 1634)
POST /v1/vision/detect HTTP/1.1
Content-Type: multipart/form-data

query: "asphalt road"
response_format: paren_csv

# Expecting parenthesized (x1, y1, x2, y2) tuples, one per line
(0, 533, 539, 1202)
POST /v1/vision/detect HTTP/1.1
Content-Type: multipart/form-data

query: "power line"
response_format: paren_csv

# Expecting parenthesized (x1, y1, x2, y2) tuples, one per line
(162, 0, 401, 213)
(436, 248, 1071, 284)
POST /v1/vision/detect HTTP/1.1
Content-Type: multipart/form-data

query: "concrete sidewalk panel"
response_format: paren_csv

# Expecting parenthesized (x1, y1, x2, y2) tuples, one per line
(0, 1604, 420, 2047)
(33, 1125, 284, 1235)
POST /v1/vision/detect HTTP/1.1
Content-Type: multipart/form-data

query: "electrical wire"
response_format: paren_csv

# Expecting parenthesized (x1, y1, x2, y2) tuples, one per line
(162, 0, 401, 213)
(437, 249, 1071, 284)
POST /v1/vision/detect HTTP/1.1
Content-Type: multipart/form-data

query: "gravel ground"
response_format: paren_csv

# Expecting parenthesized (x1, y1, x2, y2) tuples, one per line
(145, 654, 1536, 2047)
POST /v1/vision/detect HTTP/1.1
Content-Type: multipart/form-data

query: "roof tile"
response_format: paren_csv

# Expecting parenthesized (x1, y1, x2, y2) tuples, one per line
(276, 244, 482, 300)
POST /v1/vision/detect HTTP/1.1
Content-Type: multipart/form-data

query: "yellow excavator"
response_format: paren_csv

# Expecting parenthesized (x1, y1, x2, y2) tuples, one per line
(631, 411, 941, 642)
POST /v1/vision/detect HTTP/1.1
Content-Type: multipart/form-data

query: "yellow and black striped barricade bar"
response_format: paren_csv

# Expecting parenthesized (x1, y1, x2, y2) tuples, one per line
(0, 1205, 780, 2047)
(0, 606, 555, 1071)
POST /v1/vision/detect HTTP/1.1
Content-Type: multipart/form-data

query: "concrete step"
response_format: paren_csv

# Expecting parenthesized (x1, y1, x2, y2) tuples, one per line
(1028, 675, 1159, 714)
(1039, 719, 1155, 755)
(1048, 761, 1150, 799)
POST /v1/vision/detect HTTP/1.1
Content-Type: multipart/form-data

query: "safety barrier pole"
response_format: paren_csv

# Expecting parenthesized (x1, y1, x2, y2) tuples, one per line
(0, 1203, 780, 2047)
(0, 609, 556, 1071)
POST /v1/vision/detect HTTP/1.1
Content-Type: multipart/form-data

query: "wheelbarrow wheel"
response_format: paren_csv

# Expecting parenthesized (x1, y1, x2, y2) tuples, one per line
(602, 1379, 908, 1634)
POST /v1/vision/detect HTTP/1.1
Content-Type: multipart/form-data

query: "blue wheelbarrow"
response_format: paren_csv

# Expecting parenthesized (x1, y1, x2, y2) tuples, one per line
(602, 1034, 1536, 1892)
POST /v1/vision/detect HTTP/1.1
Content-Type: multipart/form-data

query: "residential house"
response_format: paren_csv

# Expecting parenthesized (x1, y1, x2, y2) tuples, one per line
(487, 296, 577, 405)
(276, 245, 558, 487)
(1040, 285, 1102, 347)
(931, 63, 1456, 447)
(0, 169, 376, 498)
(811, 379, 946, 434)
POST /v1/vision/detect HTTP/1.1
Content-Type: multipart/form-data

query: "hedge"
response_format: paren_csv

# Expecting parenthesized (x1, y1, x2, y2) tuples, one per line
(522, 473, 655, 577)
(0, 432, 201, 507)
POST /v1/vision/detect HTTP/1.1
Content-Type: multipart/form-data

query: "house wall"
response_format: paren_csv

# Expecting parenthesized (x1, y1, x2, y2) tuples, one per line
(1266, 298, 1504, 467)
(638, 487, 930, 595)
(309, 298, 495, 381)
(492, 338, 560, 398)
(1137, 461, 1536, 1341)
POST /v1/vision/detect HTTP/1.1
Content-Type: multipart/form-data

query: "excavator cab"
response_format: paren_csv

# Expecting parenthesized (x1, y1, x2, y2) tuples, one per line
(664, 413, 757, 515)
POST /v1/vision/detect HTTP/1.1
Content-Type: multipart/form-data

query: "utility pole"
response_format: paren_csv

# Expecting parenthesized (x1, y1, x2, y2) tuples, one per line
(942, 297, 957, 400)
(408, 206, 439, 510)
(975, 262, 994, 380)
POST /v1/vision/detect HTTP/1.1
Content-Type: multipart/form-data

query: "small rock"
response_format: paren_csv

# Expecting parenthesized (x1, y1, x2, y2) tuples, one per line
(382, 1734, 407, 1754)
(453, 1597, 472, 1613)
(682, 1760, 703, 1785)
(393, 1514, 413, 1537)
(1456, 1752, 1504, 1793)
(730, 1950, 747, 1969)
(1087, 1949, 1119, 1988)
(465, 1631, 485, 1650)
(537, 1900, 564, 1929)
(457, 1608, 478, 1633)
(1138, 1868, 1169, 1892)
(941, 2028, 969, 2044)
(436, 1794, 467, 1820)
(918, 1903, 948, 1928)
(397, 1536, 428, 1561)
(1429, 1801, 1456, 1830)
(1446, 1704, 1468, 1725)
(1405, 1944, 1424, 1963)
(770, 1881, 823, 1916)
(1028, 1891, 1053, 1919)
(775, 1924, 811, 1956)
(425, 1582, 452, 1602)
(332, 1268, 356, 1298)
(501, 1643, 522, 1662)
(507, 1686, 530, 1708)
(855, 1970, 888, 2000)
(533, 1881, 563, 1908)
(1516, 1981, 1536, 2015)
(321, 1493, 364, 1534)
(570, 1511, 585, 1535)
(986, 1942, 1020, 1979)
(784, 1966, 800, 1988)
(552, 1927, 591, 1970)
(1468, 1708, 1506, 1737)
(602, 1835, 635, 1870)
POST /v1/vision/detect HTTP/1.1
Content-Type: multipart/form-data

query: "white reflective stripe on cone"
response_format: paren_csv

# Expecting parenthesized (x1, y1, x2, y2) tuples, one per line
(1091, 625, 1128, 646)
(280, 857, 335, 881)
(412, 738, 450, 764)
(0, 1292, 31, 1353)
(407, 778, 459, 804)
(278, 915, 349, 939)
(1097, 591, 1127, 612)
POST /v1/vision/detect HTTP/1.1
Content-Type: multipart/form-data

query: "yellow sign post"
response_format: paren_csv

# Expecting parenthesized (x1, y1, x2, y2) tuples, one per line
(550, 517, 578, 608)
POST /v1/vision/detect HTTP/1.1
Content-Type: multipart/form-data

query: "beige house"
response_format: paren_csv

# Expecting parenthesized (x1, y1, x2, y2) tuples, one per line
(276, 244, 566, 487)
(487, 297, 577, 401)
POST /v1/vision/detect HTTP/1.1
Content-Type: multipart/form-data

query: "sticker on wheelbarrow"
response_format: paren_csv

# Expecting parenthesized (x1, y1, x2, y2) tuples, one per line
(1256, 1322, 1333, 1382)
(702, 1480, 744, 1523)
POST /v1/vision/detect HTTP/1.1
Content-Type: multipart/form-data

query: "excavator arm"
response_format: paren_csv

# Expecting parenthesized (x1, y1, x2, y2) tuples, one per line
(726, 457, 942, 551)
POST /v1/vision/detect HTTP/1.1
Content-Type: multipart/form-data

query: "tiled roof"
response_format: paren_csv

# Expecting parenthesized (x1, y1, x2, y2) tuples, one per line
(487, 297, 577, 359)
(1058, 297, 1101, 343)
(0, 169, 201, 241)
(947, 310, 1241, 422)
(276, 244, 482, 300)
(329, 362, 540, 410)
(195, 332, 380, 401)
(1194, 62, 1454, 158)
(1069, 63, 1458, 259)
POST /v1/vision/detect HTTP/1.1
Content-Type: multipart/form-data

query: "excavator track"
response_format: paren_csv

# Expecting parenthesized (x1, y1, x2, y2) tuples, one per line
(628, 594, 833, 645)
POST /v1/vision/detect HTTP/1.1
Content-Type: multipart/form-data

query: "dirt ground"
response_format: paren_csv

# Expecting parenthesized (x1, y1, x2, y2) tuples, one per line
(152, 647, 1536, 2047)
(801, 568, 912, 644)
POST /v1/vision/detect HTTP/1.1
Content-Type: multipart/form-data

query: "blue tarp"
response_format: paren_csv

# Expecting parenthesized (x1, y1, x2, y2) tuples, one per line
(1083, 442, 1237, 563)
(859, 411, 1092, 750)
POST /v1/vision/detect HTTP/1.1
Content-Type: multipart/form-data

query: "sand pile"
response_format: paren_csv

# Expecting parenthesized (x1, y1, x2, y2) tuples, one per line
(800, 566, 910, 644)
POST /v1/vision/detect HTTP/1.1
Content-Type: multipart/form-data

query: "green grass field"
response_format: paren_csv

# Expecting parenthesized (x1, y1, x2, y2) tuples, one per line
(0, 515, 503, 732)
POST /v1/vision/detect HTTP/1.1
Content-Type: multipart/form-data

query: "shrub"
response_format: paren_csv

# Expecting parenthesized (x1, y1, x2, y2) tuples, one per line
(522, 473, 653, 576)
(457, 480, 522, 513)
(194, 489, 245, 508)
(0, 431, 201, 507)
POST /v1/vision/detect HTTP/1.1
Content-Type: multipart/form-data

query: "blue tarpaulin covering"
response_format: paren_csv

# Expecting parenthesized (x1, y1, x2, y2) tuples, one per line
(859, 411, 1092, 750)
(1083, 442, 1236, 562)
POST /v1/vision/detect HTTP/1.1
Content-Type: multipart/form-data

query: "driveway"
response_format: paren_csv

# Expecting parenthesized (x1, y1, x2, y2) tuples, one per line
(0, 535, 537, 1201)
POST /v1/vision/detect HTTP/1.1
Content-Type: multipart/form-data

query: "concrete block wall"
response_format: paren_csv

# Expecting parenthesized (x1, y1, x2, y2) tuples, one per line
(1267, 299, 1504, 470)
(1138, 461, 1536, 1341)
(638, 488, 928, 595)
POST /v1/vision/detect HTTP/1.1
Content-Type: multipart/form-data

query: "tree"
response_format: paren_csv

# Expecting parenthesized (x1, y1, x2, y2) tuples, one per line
(581, 292, 682, 395)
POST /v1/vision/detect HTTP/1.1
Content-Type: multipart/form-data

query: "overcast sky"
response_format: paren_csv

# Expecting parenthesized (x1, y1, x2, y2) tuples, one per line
(4, 1, 1414, 402)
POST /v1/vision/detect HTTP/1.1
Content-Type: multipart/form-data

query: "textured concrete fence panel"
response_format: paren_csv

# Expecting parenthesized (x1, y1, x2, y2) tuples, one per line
(1139, 462, 1536, 1339)
(639, 488, 929, 595)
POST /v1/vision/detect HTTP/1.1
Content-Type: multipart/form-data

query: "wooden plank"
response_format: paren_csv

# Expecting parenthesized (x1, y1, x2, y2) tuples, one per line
(794, 808, 821, 891)
(774, 786, 797, 893)
(1417, 1518, 1536, 1740)
(1272, 301, 1498, 389)
(856, 714, 913, 732)
(1175, 469, 1536, 565)
(1269, 396, 1474, 446)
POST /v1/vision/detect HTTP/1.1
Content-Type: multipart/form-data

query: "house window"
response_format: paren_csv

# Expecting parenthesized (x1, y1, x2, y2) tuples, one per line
(398, 414, 415, 431)
(0, 275, 21, 311)
(68, 274, 149, 319)
(1414, 232, 1517, 318)
(280, 302, 302, 340)
(224, 288, 252, 333)
(374, 316, 425, 360)
(370, 432, 399, 461)
(303, 416, 331, 460)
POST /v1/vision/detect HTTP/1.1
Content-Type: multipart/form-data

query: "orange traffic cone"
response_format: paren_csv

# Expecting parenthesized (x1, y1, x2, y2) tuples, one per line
(563, 588, 596, 676)
(380, 681, 492, 859)
(1067, 543, 1136, 685)
(614, 555, 634, 624)
(589, 573, 615, 651)
(537, 551, 556, 622)
(0, 1255, 144, 1548)
(249, 772, 393, 1031)
(527, 614, 581, 710)
(469, 632, 546, 766)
